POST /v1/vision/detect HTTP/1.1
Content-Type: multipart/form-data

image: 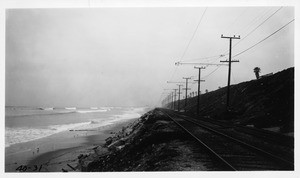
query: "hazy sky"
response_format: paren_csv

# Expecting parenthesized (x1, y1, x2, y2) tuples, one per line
(5, 7, 294, 107)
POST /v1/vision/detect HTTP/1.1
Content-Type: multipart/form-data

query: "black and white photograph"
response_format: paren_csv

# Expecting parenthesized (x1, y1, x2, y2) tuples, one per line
(1, 0, 298, 176)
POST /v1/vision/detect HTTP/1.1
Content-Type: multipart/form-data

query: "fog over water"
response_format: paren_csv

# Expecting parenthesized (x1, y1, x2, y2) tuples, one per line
(5, 7, 294, 107)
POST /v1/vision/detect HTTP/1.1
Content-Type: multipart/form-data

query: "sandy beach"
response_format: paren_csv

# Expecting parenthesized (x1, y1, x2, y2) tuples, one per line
(5, 118, 138, 172)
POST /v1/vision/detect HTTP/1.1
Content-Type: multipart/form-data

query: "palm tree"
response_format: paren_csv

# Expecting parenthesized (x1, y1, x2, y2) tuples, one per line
(254, 67, 261, 79)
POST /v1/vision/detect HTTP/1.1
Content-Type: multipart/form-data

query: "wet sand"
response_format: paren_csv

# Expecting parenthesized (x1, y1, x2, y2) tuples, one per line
(5, 118, 138, 172)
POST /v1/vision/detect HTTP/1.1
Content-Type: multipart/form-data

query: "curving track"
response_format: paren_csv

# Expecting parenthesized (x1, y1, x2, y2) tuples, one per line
(159, 108, 294, 171)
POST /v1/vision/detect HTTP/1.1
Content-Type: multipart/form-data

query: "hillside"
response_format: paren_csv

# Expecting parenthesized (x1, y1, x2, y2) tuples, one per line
(76, 67, 294, 172)
(171, 67, 294, 133)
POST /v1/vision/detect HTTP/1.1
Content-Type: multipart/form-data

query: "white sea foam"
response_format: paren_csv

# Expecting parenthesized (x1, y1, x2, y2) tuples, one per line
(76, 109, 108, 113)
(39, 107, 54, 110)
(5, 122, 90, 147)
(5, 106, 147, 148)
(108, 108, 143, 123)
(79, 108, 143, 130)
(65, 107, 76, 110)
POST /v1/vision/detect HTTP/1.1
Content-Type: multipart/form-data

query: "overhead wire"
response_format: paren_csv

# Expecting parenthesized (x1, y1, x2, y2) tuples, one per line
(204, 8, 249, 58)
(179, 54, 222, 62)
(202, 66, 222, 79)
(200, 9, 292, 97)
(156, 66, 178, 106)
(235, 7, 273, 36)
(179, 7, 283, 64)
(178, 8, 252, 64)
(233, 7, 283, 48)
(232, 19, 294, 59)
(159, 8, 292, 106)
(159, 8, 208, 105)
(210, 7, 280, 60)
(176, 7, 247, 95)
(179, 7, 207, 61)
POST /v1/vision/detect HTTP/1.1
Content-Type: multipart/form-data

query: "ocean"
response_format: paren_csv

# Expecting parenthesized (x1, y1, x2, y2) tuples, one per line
(5, 106, 147, 148)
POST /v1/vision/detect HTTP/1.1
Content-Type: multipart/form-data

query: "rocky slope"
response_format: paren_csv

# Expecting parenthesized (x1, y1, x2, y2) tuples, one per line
(77, 110, 216, 171)
(172, 67, 294, 133)
(76, 67, 294, 171)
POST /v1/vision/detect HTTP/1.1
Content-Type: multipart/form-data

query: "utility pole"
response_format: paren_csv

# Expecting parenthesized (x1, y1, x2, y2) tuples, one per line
(173, 89, 178, 110)
(166, 81, 185, 111)
(163, 89, 174, 109)
(220, 34, 240, 111)
(161, 92, 169, 108)
(171, 92, 174, 110)
(166, 94, 170, 108)
(194, 66, 205, 115)
(168, 94, 172, 109)
(177, 84, 183, 111)
(167, 95, 169, 108)
(183, 77, 192, 111)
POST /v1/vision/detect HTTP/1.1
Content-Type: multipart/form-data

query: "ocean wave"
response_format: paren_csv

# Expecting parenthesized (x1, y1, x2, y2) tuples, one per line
(65, 107, 76, 110)
(38, 107, 54, 110)
(5, 122, 90, 147)
(116, 113, 141, 120)
(76, 109, 108, 114)
(101, 107, 113, 111)
(5, 106, 147, 147)
(5, 110, 76, 118)
(106, 109, 142, 124)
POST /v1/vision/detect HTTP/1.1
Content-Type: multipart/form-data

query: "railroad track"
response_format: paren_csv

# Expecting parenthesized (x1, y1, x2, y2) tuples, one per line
(159, 108, 294, 171)
(180, 111, 293, 147)
(171, 110, 294, 162)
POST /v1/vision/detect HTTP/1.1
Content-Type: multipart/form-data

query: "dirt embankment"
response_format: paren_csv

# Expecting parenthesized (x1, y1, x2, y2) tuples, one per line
(76, 68, 294, 172)
(77, 109, 210, 171)
(172, 67, 294, 132)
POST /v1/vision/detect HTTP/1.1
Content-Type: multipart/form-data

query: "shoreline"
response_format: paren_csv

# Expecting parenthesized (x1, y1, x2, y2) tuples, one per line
(5, 117, 138, 172)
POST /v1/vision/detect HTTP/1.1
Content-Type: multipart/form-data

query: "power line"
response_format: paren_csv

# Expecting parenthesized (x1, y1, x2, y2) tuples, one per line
(180, 8, 271, 64)
(182, 7, 283, 65)
(233, 7, 283, 48)
(179, 54, 222, 62)
(233, 19, 294, 59)
(202, 66, 221, 79)
(205, 8, 249, 57)
(157, 65, 179, 106)
(158, 9, 292, 107)
(180, 7, 207, 60)
(175, 62, 228, 66)
(236, 7, 273, 36)
(213, 7, 278, 59)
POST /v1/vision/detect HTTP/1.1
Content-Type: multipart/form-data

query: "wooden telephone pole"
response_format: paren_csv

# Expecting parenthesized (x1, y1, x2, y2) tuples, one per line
(220, 34, 240, 111)
(166, 81, 185, 111)
(177, 84, 183, 111)
(183, 77, 192, 111)
(167, 94, 170, 109)
(194, 66, 205, 115)
(173, 89, 178, 110)
(163, 89, 173, 109)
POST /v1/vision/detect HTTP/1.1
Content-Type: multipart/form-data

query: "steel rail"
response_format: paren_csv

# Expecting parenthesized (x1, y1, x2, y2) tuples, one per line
(161, 110, 237, 171)
(181, 112, 293, 146)
(168, 110, 294, 168)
